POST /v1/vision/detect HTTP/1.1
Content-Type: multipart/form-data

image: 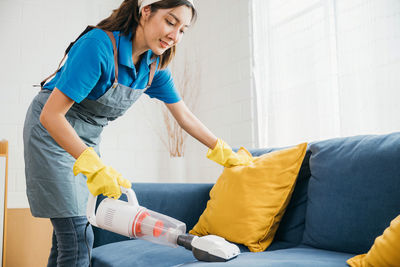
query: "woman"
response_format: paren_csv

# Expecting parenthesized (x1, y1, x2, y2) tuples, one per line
(23, 0, 252, 266)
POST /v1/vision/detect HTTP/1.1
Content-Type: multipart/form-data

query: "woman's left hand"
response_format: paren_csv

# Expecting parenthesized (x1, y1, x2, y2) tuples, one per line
(206, 138, 253, 167)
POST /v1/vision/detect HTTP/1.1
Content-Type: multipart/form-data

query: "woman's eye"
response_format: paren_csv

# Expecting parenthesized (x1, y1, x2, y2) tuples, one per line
(166, 19, 174, 26)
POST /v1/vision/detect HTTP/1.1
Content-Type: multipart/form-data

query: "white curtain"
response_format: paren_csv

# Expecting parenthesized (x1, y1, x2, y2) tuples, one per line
(252, 0, 400, 147)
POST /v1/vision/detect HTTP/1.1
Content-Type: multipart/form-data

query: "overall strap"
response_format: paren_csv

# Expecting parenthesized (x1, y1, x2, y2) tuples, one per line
(39, 52, 68, 88)
(40, 26, 119, 88)
(146, 57, 158, 89)
(103, 31, 119, 84)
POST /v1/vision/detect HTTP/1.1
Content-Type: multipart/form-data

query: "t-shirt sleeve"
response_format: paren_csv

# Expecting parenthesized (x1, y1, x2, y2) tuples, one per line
(55, 37, 110, 103)
(144, 67, 182, 104)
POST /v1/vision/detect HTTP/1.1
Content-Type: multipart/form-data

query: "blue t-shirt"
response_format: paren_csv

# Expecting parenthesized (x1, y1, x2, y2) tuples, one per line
(43, 28, 181, 104)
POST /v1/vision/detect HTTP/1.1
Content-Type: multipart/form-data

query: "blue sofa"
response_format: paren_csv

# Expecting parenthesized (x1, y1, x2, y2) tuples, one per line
(91, 132, 400, 266)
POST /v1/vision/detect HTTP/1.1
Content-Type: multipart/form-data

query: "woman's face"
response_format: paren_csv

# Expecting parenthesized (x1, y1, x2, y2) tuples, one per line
(141, 5, 192, 55)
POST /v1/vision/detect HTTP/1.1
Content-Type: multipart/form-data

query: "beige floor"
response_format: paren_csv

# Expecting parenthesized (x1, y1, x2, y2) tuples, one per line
(5, 208, 52, 267)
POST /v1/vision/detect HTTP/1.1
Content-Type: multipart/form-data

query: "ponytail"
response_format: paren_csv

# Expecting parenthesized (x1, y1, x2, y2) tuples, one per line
(97, 0, 140, 37)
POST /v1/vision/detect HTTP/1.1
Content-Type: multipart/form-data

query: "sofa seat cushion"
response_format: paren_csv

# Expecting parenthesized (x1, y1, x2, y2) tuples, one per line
(92, 239, 194, 267)
(92, 240, 354, 267)
(181, 246, 355, 267)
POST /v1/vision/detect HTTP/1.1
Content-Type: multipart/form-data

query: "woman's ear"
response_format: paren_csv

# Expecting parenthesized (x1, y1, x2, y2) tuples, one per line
(142, 6, 151, 20)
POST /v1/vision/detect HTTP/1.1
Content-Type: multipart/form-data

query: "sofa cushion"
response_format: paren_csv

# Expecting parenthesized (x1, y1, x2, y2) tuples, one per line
(92, 241, 354, 267)
(347, 214, 400, 266)
(249, 148, 312, 247)
(190, 144, 307, 252)
(303, 132, 400, 254)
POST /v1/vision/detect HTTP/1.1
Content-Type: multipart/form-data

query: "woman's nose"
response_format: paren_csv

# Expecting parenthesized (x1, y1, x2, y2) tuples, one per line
(167, 29, 180, 44)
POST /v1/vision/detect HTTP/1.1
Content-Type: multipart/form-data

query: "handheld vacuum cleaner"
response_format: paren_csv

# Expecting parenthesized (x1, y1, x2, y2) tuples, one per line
(87, 187, 240, 262)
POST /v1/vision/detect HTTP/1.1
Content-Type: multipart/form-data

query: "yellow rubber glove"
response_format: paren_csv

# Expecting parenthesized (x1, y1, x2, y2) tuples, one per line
(206, 138, 253, 167)
(73, 147, 131, 199)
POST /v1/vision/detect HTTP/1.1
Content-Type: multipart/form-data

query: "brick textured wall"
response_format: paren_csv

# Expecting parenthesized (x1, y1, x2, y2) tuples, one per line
(0, 0, 256, 207)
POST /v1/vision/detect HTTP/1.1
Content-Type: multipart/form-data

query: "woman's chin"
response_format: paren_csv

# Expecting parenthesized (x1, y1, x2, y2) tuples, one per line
(152, 50, 163, 56)
(150, 45, 169, 56)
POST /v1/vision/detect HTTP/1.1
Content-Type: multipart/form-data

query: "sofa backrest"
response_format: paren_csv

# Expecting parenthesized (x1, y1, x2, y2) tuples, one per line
(302, 132, 400, 254)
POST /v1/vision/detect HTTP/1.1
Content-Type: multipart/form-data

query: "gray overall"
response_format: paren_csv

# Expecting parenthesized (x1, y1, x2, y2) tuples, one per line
(23, 29, 157, 218)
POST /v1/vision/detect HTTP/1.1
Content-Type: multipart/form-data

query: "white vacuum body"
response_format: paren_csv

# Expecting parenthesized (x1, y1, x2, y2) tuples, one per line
(87, 187, 240, 261)
(87, 187, 186, 247)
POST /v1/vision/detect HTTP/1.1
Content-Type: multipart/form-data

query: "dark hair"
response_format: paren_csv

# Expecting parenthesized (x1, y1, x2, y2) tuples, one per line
(97, 0, 197, 69)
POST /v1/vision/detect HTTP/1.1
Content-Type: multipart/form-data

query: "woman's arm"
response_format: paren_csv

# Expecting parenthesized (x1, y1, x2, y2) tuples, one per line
(40, 88, 131, 197)
(166, 100, 253, 167)
(165, 100, 218, 149)
(40, 88, 88, 159)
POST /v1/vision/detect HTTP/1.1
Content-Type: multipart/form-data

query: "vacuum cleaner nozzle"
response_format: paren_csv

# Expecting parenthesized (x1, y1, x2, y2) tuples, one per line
(178, 234, 240, 262)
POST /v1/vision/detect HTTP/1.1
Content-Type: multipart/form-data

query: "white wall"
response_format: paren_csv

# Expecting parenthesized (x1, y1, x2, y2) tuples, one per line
(172, 0, 256, 182)
(0, 0, 255, 208)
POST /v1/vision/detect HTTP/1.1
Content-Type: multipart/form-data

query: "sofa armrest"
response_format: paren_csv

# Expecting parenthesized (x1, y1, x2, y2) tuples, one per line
(93, 182, 213, 248)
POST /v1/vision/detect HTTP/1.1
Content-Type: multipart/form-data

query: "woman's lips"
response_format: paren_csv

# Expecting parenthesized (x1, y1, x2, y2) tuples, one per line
(160, 40, 169, 49)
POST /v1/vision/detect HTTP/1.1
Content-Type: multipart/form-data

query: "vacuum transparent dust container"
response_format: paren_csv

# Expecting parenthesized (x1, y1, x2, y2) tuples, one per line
(87, 187, 186, 248)
(132, 208, 186, 247)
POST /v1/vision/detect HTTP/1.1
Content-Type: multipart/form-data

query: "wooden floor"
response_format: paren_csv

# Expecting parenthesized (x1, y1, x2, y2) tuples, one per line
(5, 208, 52, 267)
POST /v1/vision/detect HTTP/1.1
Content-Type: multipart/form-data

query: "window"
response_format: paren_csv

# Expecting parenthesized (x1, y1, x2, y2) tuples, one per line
(252, 0, 400, 147)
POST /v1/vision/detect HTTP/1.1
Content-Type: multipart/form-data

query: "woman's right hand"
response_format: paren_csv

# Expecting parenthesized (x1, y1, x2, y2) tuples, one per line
(40, 89, 131, 198)
(73, 147, 132, 199)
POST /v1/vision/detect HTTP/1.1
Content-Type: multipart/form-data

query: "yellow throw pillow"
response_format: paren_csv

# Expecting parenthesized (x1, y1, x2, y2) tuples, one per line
(347, 215, 400, 267)
(189, 143, 308, 252)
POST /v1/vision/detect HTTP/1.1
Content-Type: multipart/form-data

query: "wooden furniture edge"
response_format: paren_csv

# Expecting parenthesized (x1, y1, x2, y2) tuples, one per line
(0, 140, 8, 267)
